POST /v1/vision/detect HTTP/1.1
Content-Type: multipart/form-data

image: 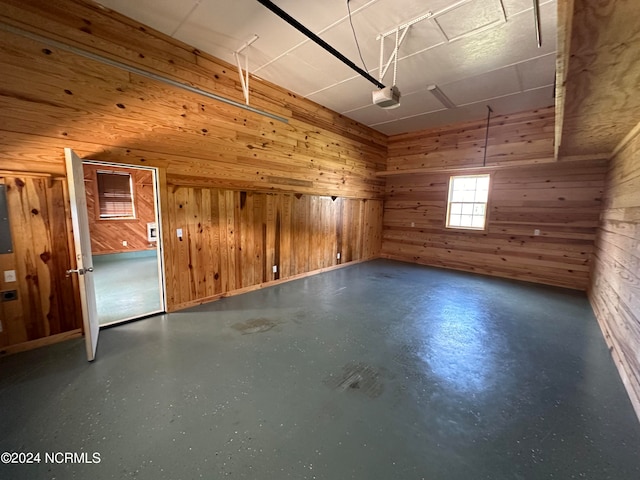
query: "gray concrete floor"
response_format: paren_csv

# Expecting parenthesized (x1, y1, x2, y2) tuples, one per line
(93, 251, 163, 325)
(1, 259, 639, 479)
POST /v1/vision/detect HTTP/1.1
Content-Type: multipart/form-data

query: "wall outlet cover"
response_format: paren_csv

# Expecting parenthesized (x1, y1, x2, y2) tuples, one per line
(4, 270, 16, 283)
(272, 265, 277, 273)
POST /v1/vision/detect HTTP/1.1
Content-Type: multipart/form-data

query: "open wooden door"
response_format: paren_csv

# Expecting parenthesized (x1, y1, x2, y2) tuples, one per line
(64, 148, 100, 361)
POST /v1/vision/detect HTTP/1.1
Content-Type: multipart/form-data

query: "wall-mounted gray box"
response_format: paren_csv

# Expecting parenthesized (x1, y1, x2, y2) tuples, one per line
(0, 185, 13, 254)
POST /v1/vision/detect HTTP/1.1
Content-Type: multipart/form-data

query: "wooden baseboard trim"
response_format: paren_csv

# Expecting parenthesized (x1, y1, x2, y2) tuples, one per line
(168, 257, 379, 312)
(0, 329, 83, 356)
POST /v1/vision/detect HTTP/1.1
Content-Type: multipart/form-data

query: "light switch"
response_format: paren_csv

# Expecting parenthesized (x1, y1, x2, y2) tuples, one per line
(4, 270, 16, 283)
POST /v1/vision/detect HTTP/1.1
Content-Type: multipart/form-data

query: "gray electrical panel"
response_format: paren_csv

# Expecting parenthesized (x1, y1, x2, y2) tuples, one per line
(0, 185, 12, 254)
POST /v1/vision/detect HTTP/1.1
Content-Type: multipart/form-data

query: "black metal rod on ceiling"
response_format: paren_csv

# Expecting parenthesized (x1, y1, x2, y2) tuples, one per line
(256, 0, 385, 89)
(483, 105, 493, 167)
(533, 0, 542, 47)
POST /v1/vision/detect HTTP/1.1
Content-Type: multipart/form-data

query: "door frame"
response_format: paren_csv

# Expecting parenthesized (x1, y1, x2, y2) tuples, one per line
(82, 160, 167, 324)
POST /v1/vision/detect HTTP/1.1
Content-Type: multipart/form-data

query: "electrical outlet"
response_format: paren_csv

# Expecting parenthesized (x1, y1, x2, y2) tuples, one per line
(411, 222, 415, 227)
(122, 240, 128, 246)
(534, 229, 541, 236)
(4, 270, 16, 283)
(272, 265, 277, 273)
(337, 252, 341, 260)
(0, 319, 3, 332)
(177, 228, 183, 238)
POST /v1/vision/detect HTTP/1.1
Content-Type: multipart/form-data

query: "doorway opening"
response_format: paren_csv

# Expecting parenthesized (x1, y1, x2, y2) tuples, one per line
(82, 161, 165, 326)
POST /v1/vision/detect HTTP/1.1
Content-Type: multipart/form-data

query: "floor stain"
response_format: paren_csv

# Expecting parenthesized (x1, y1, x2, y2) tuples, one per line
(324, 362, 384, 398)
(231, 318, 277, 335)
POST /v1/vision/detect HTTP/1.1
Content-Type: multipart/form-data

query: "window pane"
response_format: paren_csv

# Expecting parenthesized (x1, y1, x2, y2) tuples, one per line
(447, 174, 489, 230)
(475, 189, 488, 202)
(477, 176, 490, 190)
(462, 191, 476, 202)
(471, 215, 485, 228)
(98, 171, 134, 218)
(452, 178, 464, 191)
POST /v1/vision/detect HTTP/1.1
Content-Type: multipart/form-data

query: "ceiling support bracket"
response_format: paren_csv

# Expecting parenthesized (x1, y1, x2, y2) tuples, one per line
(233, 35, 259, 106)
(377, 25, 410, 87)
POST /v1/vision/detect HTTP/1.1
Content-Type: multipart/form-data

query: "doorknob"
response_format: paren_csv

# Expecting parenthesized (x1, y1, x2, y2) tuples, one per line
(66, 267, 94, 277)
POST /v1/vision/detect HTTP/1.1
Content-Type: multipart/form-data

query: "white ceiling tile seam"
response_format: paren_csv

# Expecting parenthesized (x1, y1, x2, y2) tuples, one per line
(337, 52, 556, 115)
(304, 0, 557, 99)
(170, 0, 204, 37)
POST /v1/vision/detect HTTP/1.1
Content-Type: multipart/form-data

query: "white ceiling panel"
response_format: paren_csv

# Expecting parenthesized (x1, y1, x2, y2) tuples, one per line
(256, 55, 343, 97)
(346, 89, 445, 125)
(95, 0, 558, 134)
(308, 75, 378, 113)
(97, 0, 199, 36)
(434, 0, 505, 40)
(516, 53, 556, 91)
(173, 0, 307, 67)
(376, 85, 555, 136)
(443, 65, 521, 106)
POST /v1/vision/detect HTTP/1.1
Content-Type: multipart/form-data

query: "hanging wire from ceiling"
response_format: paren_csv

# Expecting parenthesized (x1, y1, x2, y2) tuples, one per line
(346, 0, 369, 73)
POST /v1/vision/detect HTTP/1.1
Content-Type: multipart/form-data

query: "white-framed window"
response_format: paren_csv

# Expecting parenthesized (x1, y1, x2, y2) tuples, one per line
(97, 170, 136, 219)
(446, 174, 490, 230)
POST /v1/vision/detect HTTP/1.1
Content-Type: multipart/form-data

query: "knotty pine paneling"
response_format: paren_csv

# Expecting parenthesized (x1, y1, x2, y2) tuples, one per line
(0, 0, 386, 197)
(165, 188, 382, 311)
(385, 107, 555, 174)
(0, 0, 385, 350)
(381, 160, 607, 290)
(0, 175, 81, 351)
(590, 126, 640, 419)
(83, 164, 156, 255)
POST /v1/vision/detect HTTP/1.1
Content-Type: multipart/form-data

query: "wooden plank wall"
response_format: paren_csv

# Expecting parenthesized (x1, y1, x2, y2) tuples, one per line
(384, 107, 556, 174)
(589, 125, 640, 419)
(0, 175, 81, 351)
(166, 188, 382, 311)
(0, 0, 385, 350)
(381, 107, 607, 290)
(0, 0, 386, 197)
(83, 164, 156, 255)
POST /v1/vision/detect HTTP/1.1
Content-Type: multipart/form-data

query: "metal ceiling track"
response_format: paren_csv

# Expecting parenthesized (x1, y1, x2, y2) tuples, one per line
(0, 22, 289, 124)
(256, 0, 385, 89)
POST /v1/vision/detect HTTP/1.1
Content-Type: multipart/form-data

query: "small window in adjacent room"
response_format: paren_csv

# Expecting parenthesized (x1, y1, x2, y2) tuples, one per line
(97, 170, 135, 219)
(446, 174, 490, 230)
